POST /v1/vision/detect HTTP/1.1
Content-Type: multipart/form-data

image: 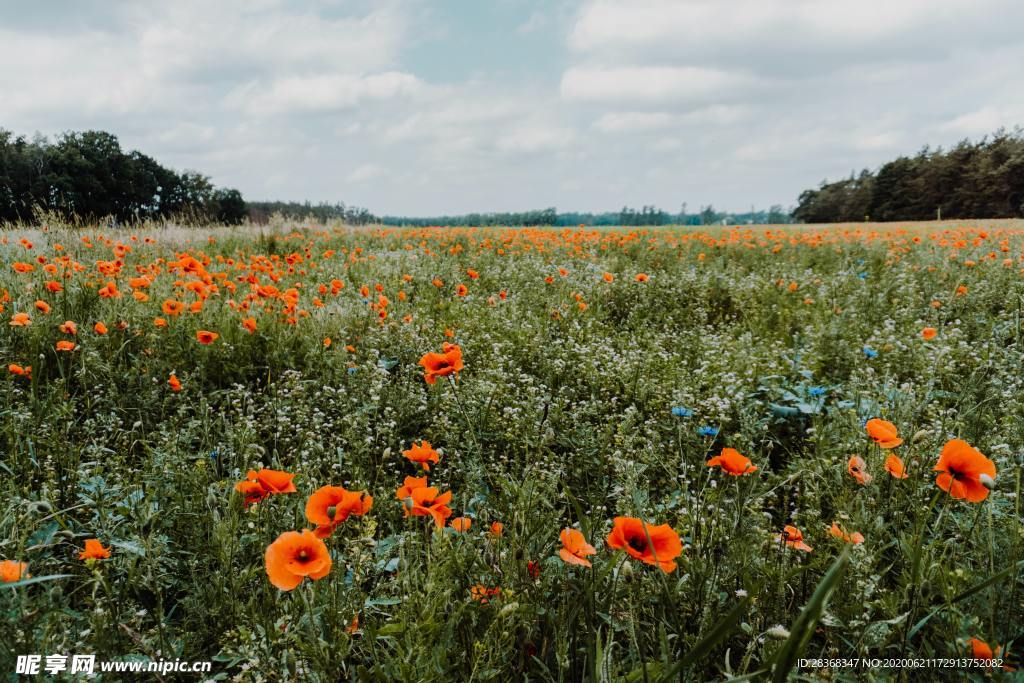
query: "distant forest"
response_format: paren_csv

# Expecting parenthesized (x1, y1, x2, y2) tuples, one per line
(382, 204, 792, 227)
(0, 129, 247, 225)
(794, 128, 1024, 223)
(6, 127, 1023, 228)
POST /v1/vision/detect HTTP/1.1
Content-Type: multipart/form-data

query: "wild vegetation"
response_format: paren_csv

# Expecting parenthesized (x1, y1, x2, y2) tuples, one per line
(1, 220, 1022, 680)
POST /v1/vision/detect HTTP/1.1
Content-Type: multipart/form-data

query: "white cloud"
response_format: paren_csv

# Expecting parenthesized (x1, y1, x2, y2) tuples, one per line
(561, 66, 755, 104)
(347, 164, 385, 183)
(226, 72, 424, 115)
(593, 105, 749, 132)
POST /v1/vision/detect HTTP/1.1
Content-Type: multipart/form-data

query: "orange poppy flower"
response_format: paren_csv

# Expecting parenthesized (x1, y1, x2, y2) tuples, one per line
(34, 300, 51, 314)
(402, 486, 453, 528)
(305, 485, 374, 538)
(847, 455, 872, 485)
(59, 320, 78, 335)
(153, 317, 167, 327)
(706, 447, 758, 476)
(8, 363, 30, 377)
(162, 299, 185, 316)
(78, 539, 111, 560)
(402, 440, 440, 471)
(934, 439, 996, 502)
(432, 278, 444, 288)
(885, 453, 908, 479)
(323, 337, 332, 348)
(489, 521, 504, 537)
(455, 283, 468, 297)
(93, 322, 108, 334)
(0, 559, 30, 582)
(196, 330, 219, 345)
(921, 327, 937, 340)
(265, 529, 332, 591)
(828, 522, 864, 545)
(602, 272, 614, 282)
(246, 468, 298, 494)
(56, 340, 75, 352)
(865, 418, 902, 448)
(241, 317, 257, 334)
(234, 480, 268, 507)
(776, 525, 812, 552)
(12, 262, 34, 273)
(970, 638, 994, 660)
(450, 517, 472, 532)
(470, 585, 500, 603)
(558, 528, 596, 567)
(466, 268, 479, 279)
(606, 517, 681, 572)
(635, 273, 649, 282)
(968, 638, 1014, 670)
(168, 374, 181, 392)
(418, 343, 463, 385)
(395, 475, 429, 500)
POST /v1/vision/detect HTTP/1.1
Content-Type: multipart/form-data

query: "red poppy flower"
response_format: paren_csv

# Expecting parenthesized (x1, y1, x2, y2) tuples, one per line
(470, 585, 500, 603)
(866, 418, 902, 448)
(776, 525, 812, 552)
(402, 440, 440, 471)
(305, 486, 373, 538)
(78, 539, 112, 560)
(418, 344, 463, 385)
(265, 529, 332, 591)
(847, 455, 872, 485)
(885, 453, 908, 479)
(706, 448, 758, 476)
(828, 522, 864, 545)
(402, 486, 453, 528)
(0, 560, 30, 582)
(196, 330, 219, 345)
(606, 517, 681, 572)
(558, 528, 596, 567)
(450, 517, 472, 532)
(934, 439, 996, 502)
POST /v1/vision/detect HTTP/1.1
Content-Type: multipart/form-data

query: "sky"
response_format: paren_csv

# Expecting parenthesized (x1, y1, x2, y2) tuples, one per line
(2, 0, 1024, 216)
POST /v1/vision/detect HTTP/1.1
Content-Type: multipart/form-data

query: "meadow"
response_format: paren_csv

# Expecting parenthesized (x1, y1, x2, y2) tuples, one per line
(1, 219, 1022, 681)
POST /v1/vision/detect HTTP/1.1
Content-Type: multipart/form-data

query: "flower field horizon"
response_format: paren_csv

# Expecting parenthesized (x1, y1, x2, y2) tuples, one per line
(2, 219, 1023, 680)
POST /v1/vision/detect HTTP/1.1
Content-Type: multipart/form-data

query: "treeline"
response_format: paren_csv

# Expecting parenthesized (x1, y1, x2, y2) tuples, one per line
(0, 129, 247, 225)
(794, 128, 1024, 223)
(247, 201, 377, 225)
(383, 204, 792, 227)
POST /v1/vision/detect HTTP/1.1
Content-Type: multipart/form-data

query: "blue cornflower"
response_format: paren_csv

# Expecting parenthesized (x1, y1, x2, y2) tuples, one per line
(347, 367, 358, 375)
(671, 406, 694, 418)
(862, 346, 878, 358)
(808, 386, 826, 397)
(857, 272, 868, 280)
(698, 425, 719, 437)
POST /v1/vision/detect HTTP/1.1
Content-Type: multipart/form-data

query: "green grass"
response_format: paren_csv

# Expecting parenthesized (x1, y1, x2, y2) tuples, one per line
(1, 222, 1022, 681)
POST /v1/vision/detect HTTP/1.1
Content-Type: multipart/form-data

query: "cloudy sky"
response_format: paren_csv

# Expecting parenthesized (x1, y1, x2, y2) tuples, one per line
(2, 0, 1023, 215)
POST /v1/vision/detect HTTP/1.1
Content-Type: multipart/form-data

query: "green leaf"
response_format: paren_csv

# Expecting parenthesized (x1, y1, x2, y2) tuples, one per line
(0, 574, 74, 589)
(771, 549, 850, 683)
(653, 597, 749, 680)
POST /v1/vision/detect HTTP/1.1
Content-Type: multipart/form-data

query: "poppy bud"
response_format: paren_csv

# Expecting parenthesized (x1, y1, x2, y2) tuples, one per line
(498, 602, 520, 618)
(31, 500, 53, 514)
(620, 560, 634, 579)
(912, 429, 929, 444)
(979, 473, 996, 490)
(767, 625, 791, 640)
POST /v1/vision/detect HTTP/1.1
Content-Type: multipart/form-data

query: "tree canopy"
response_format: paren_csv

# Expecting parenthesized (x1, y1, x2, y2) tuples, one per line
(0, 129, 250, 225)
(793, 128, 1024, 223)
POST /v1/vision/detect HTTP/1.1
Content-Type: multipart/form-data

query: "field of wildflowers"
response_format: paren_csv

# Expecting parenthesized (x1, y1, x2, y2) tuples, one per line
(1, 220, 1022, 680)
